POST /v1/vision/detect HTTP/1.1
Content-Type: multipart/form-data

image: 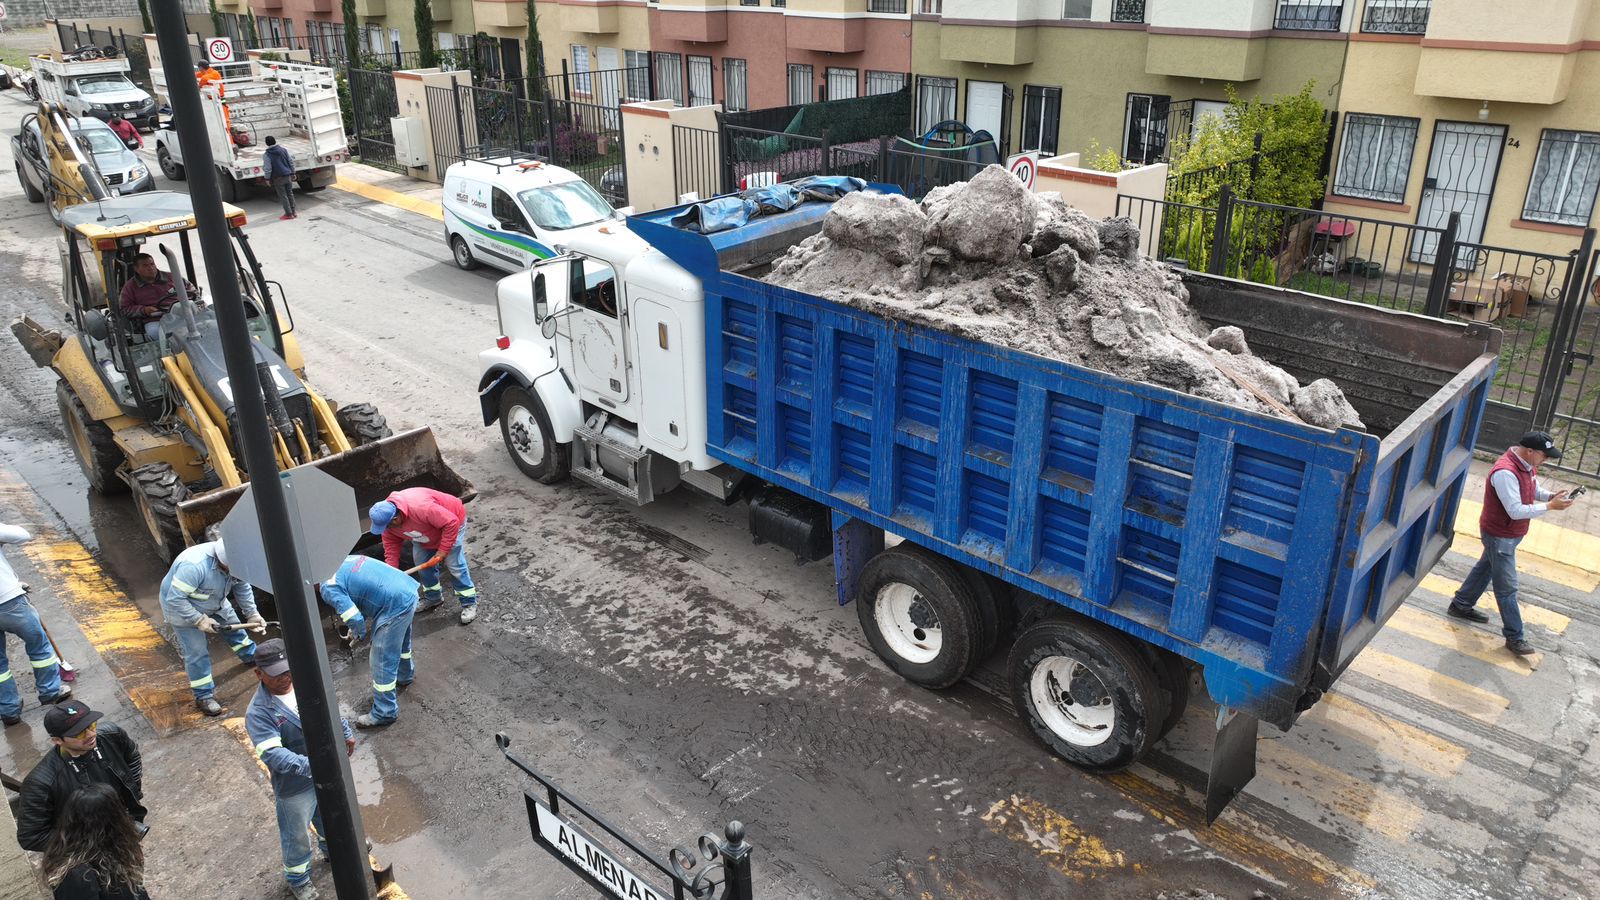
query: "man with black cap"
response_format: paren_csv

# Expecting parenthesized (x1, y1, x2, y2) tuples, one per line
(15, 700, 145, 851)
(245, 638, 354, 900)
(1447, 431, 1577, 656)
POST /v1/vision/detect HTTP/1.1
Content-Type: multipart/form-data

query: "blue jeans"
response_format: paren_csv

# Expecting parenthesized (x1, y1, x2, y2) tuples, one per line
(1452, 534, 1526, 642)
(0, 595, 65, 719)
(416, 525, 476, 608)
(367, 605, 416, 724)
(174, 606, 257, 700)
(274, 788, 326, 887)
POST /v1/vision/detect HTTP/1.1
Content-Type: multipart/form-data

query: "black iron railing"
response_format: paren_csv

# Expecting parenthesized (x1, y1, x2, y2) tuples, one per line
(1274, 1, 1344, 31)
(1112, 0, 1147, 23)
(1362, 0, 1430, 34)
(868, 0, 908, 12)
(674, 125, 724, 200)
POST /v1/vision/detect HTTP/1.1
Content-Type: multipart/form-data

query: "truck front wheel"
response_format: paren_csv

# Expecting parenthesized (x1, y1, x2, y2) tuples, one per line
(499, 385, 569, 484)
(855, 545, 982, 689)
(1009, 617, 1169, 772)
(157, 145, 185, 181)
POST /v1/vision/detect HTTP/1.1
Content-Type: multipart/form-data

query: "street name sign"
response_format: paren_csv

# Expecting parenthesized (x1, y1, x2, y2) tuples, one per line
(534, 802, 670, 900)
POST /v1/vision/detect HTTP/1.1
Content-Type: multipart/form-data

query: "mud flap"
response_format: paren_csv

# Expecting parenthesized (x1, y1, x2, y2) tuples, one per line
(174, 426, 476, 545)
(831, 514, 884, 606)
(1206, 707, 1259, 824)
(10, 314, 64, 368)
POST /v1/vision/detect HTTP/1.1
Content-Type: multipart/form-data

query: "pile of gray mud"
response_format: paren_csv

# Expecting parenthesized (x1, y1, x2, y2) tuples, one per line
(765, 165, 1364, 431)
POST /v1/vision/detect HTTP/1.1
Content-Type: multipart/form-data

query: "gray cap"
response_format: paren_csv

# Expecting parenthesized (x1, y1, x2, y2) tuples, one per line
(254, 638, 290, 676)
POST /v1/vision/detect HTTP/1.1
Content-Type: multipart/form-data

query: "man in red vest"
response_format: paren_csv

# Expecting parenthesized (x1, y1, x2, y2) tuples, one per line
(1448, 431, 1576, 655)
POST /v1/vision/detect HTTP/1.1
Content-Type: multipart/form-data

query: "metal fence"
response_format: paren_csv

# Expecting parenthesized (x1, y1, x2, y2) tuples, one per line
(1274, 1, 1344, 31)
(1116, 189, 1600, 475)
(722, 124, 829, 188)
(673, 125, 723, 201)
(347, 66, 401, 172)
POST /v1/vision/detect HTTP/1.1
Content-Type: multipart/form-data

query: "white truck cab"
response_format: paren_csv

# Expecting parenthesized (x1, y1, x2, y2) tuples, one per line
(444, 156, 634, 275)
(476, 225, 737, 504)
(30, 53, 157, 130)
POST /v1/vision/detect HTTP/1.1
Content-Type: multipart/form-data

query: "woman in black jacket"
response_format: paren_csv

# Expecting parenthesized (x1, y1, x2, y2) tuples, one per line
(41, 783, 151, 900)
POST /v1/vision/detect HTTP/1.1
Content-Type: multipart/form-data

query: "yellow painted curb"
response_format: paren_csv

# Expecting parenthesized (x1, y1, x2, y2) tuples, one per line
(1454, 498, 1600, 579)
(332, 177, 444, 221)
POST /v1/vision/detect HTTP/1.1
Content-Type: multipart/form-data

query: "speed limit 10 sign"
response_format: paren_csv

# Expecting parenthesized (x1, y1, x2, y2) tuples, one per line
(1007, 152, 1040, 191)
(206, 37, 235, 64)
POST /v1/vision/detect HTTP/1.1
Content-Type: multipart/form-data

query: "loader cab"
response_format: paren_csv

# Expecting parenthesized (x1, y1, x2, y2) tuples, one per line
(60, 192, 287, 418)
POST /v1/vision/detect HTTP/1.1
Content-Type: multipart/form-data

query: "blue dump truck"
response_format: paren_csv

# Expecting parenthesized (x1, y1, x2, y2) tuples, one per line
(476, 185, 1500, 820)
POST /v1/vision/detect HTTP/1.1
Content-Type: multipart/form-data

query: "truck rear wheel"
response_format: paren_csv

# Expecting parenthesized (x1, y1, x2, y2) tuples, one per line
(1009, 617, 1169, 772)
(335, 402, 393, 447)
(217, 168, 241, 203)
(57, 381, 127, 495)
(855, 545, 982, 689)
(130, 463, 189, 564)
(499, 385, 569, 484)
(157, 145, 185, 181)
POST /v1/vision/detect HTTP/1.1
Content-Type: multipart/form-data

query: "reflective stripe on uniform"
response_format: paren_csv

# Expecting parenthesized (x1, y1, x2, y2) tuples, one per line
(253, 736, 284, 758)
(372, 679, 397, 693)
(30, 655, 59, 669)
(284, 862, 310, 875)
(229, 637, 252, 651)
(456, 587, 478, 598)
(172, 579, 209, 600)
(422, 585, 442, 594)
(339, 606, 360, 622)
(399, 651, 412, 660)
(189, 674, 214, 689)
(0, 670, 12, 684)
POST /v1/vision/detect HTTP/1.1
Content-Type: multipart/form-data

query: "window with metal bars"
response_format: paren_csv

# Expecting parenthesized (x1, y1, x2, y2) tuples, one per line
(624, 50, 650, 101)
(916, 76, 957, 133)
(724, 58, 748, 112)
(1123, 94, 1169, 164)
(653, 51, 684, 106)
(1523, 130, 1600, 226)
(868, 0, 907, 11)
(918, 0, 942, 12)
(1021, 85, 1062, 156)
(826, 67, 858, 101)
(1331, 113, 1420, 203)
(572, 45, 592, 94)
(788, 64, 813, 106)
(1362, 0, 1429, 33)
(688, 55, 714, 106)
(1111, 0, 1145, 23)
(1275, 0, 1343, 31)
(865, 71, 906, 96)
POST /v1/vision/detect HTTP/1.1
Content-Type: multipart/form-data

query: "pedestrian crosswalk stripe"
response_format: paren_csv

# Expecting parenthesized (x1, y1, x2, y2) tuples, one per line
(1383, 606, 1538, 674)
(1415, 574, 1572, 635)
(1348, 649, 1510, 724)
(1306, 693, 1470, 779)
(1459, 493, 1600, 576)
(1255, 742, 1427, 842)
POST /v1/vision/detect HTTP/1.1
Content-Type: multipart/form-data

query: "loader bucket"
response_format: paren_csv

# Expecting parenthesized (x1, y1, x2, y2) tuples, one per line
(174, 427, 476, 548)
(10, 314, 64, 369)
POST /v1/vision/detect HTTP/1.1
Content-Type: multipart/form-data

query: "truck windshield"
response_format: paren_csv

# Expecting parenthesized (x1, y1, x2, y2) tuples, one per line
(516, 181, 614, 231)
(77, 75, 137, 94)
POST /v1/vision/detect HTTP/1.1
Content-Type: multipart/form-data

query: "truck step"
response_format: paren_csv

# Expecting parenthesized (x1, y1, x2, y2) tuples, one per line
(571, 414, 651, 506)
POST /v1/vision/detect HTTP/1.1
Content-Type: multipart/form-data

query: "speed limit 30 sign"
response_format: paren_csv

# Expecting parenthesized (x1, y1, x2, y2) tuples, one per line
(206, 37, 235, 64)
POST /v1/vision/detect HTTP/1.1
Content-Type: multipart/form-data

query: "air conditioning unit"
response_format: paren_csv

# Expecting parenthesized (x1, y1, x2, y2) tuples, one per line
(391, 116, 426, 167)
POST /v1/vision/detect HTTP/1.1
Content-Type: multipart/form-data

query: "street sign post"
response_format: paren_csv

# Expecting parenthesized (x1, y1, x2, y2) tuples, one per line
(150, 0, 373, 896)
(218, 466, 361, 595)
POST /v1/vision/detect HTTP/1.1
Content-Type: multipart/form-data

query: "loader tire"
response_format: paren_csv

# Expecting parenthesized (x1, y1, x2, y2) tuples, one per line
(335, 403, 393, 447)
(130, 463, 189, 564)
(57, 381, 127, 495)
(499, 385, 568, 484)
(855, 544, 982, 690)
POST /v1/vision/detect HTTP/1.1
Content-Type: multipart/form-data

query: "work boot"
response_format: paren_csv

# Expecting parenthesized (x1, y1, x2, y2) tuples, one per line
(1506, 639, 1537, 657)
(355, 713, 393, 729)
(417, 593, 444, 614)
(195, 697, 224, 717)
(40, 686, 72, 705)
(2, 715, 20, 727)
(1446, 603, 1490, 623)
(287, 882, 319, 900)
(459, 605, 477, 625)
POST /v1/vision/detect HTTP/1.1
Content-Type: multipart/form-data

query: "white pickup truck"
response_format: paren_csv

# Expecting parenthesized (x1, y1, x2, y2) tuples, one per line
(149, 55, 348, 201)
(29, 52, 158, 131)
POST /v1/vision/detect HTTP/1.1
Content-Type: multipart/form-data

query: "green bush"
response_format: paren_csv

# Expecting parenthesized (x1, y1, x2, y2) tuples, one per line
(1167, 82, 1330, 209)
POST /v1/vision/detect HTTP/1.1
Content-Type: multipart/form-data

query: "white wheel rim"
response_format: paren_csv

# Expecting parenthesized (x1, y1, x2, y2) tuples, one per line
(873, 582, 941, 664)
(1029, 655, 1116, 747)
(455, 241, 471, 266)
(506, 404, 546, 467)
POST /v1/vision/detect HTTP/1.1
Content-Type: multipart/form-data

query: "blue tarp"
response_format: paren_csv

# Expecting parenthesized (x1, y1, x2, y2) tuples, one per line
(670, 177, 869, 234)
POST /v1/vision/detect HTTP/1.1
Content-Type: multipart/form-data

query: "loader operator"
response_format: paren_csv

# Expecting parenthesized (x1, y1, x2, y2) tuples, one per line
(314, 555, 421, 728)
(119, 253, 196, 340)
(370, 487, 479, 625)
(157, 540, 268, 716)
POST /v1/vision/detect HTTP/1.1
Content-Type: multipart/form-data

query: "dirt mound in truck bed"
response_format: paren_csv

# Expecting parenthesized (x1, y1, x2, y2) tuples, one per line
(765, 165, 1364, 431)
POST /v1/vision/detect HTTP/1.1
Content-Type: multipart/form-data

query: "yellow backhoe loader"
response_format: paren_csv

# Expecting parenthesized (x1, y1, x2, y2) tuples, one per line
(12, 191, 471, 561)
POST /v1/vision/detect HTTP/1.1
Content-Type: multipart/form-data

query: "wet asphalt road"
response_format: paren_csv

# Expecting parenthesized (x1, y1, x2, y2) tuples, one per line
(2, 86, 1600, 900)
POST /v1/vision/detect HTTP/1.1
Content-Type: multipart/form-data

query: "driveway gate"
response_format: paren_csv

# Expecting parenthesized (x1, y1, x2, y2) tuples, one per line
(347, 67, 401, 172)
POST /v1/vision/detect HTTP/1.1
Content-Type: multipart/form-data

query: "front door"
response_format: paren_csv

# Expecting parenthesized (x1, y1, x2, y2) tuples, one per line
(966, 81, 1005, 147)
(1411, 121, 1507, 264)
(597, 46, 621, 110)
(566, 258, 630, 407)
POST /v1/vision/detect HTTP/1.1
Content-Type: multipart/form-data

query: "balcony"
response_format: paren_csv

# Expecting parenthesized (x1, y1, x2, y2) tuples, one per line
(940, 23, 1034, 65)
(472, 0, 527, 30)
(258, 0, 283, 11)
(789, 16, 866, 54)
(352, 0, 387, 17)
(1414, 0, 1587, 104)
(657, 8, 727, 43)
(308, 0, 333, 12)
(432, 0, 453, 23)
(560, 2, 619, 33)
(1274, 1, 1343, 31)
(1361, 0, 1428, 35)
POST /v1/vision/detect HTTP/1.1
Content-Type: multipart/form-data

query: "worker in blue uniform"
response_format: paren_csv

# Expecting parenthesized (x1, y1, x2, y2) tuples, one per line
(314, 555, 420, 728)
(158, 540, 266, 716)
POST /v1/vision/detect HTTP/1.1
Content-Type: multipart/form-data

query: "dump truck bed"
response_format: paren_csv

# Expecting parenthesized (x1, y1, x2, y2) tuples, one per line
(630, 201, 1500, 729)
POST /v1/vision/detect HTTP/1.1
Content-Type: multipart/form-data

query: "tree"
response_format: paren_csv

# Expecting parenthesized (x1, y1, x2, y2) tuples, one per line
(137, 0, 154, 34)
(1166, 81, 1331, 209)
(244, 11, 260, 48)
(342, 0, 361, 64)
(209, 0, 224, 39)
(526, 0, 542, 89)
(415, 0, 438, 69)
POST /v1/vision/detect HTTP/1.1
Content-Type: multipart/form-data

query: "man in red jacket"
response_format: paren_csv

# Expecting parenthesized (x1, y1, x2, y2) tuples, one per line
(1447, 431, 1575, 656)
(369, 488, 478, 625)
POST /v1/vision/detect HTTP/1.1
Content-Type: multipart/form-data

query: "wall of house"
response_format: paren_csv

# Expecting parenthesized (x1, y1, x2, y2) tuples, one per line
(546, 0, 652, 86)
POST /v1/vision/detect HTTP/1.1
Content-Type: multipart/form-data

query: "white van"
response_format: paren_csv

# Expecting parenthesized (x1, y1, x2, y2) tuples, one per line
(443, 157, 636, 274)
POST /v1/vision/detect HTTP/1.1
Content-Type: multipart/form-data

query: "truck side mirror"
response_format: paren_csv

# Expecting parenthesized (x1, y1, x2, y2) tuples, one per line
(532, 270, 549, 323)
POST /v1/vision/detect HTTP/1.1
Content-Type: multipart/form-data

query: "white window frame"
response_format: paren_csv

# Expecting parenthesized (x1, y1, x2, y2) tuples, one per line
(1523, 129, 1600, 227)
(826, 67, 858, 101)
(724, 58, 748, 112)
(572, 44, 592, 94)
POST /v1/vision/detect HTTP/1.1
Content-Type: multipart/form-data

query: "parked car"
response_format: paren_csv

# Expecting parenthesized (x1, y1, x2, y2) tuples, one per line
(443, 156, 634, 275)
(12, 114, 154, 207)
